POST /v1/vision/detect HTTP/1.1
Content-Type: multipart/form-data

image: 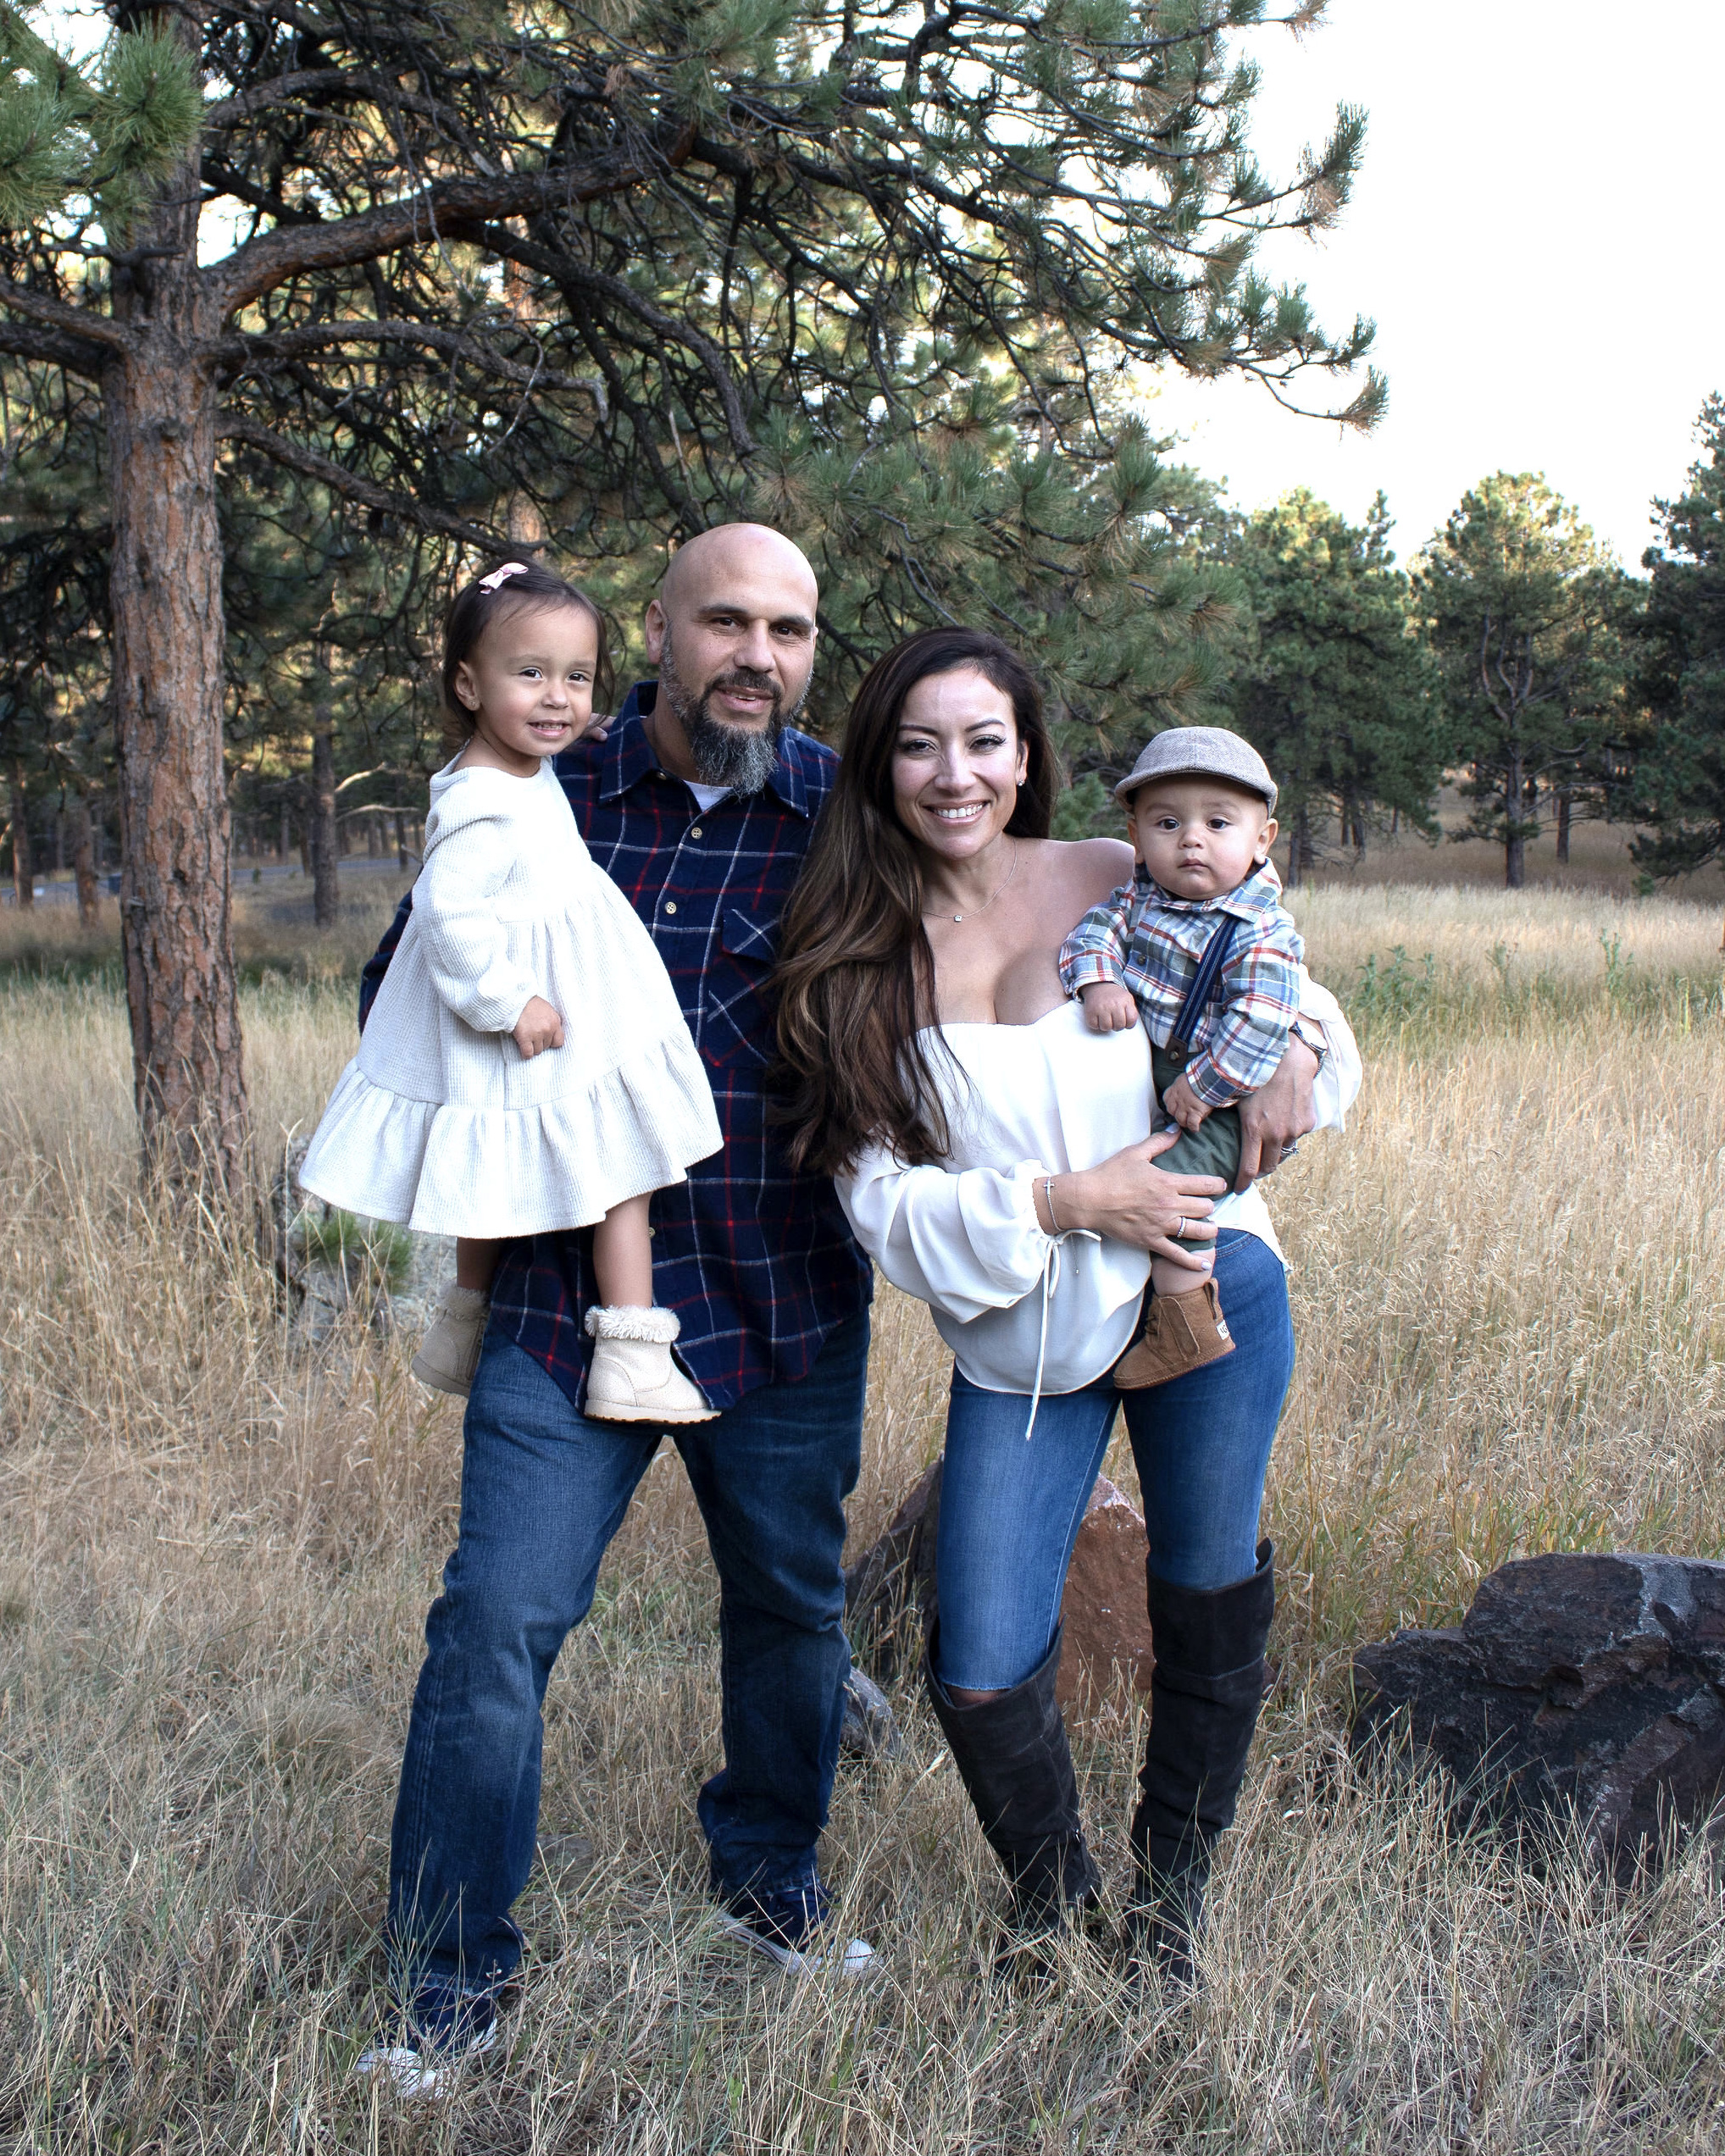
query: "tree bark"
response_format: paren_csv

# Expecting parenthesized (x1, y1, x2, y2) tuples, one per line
(309, 667, 339, 928)
(8, 765, 33, 909)
(1556, 787, 1572, 864)
(1286, 804, 1310, 890)
(70, 791, 99, 928)
(106, 145, 248, 1194)
(1504, 745, 1526, 890)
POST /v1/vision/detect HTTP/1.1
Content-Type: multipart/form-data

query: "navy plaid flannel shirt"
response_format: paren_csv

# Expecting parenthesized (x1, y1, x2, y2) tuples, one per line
(358, 681, 872, 1413)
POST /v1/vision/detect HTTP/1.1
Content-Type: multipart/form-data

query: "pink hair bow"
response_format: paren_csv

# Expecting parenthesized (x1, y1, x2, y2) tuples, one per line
(478, 561, 530, 592)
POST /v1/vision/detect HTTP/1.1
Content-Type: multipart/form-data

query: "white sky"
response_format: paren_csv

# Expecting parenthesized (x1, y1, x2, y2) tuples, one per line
(1145, 0, 1725, 572)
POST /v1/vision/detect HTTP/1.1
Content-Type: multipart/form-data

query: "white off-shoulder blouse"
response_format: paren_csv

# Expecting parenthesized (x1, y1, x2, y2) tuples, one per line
(835, 975, 1361, 1399)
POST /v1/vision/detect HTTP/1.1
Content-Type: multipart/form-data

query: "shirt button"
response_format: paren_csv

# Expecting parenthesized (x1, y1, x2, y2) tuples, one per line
(664, 901, 678, 915)
(690, 826, 703, 840)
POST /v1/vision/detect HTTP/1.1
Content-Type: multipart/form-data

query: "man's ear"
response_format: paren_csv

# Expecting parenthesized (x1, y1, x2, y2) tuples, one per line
(643, 596, 668, 665)
(1256, 814, 1280, 864)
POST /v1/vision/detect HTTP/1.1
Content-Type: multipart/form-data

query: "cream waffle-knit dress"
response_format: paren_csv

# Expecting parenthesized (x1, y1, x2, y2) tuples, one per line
(298, 757, 722, 1238)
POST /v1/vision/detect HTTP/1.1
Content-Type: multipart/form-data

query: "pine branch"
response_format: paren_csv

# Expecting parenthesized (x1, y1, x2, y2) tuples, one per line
(203, 68, 399, 130)
(0, 277, 130, 352)
(0, 314, 108, 374)
(216, 319, 607, 409)
(478, 230, 754, 457)
(217, 413, 510, 551)
(207, 124, 692, 319)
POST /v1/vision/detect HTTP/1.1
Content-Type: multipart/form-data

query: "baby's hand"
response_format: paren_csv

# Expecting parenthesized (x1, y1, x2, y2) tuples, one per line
(513, 995, 566, 1058)
(1079, 982, 1140, 1034)
(1162, 1072, 1210, 1134)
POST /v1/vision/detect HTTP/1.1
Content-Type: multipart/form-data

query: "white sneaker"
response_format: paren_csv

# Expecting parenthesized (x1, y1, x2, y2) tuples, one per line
(717, 1912, 876, 1979)
(354, 1993, 498, 2098)
(410, 1286, 490, 1398)
(583, 1305, 717, 1423)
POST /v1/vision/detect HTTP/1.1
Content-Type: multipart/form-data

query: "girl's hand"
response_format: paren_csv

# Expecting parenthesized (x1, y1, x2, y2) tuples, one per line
(513, 996, 566, 1058)
(1044, 1128, 1224, 1264)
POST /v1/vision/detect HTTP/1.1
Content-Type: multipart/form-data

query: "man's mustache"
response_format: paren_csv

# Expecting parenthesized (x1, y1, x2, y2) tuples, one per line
(703, 669, 779, 710)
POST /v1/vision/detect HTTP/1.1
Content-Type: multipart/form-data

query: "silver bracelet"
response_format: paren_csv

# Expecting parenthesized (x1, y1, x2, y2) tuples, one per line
(1043, 1175, 1062, 1235)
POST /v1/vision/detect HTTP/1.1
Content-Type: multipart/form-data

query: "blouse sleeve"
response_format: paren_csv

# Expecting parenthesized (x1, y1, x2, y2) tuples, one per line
(413, 802, 541, 1034)
(836, 1149, 1056, 1324)
(1296, 970, 1363, 1130)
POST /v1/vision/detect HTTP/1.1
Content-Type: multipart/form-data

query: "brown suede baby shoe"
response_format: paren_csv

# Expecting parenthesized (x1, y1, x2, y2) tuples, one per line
(1113, 1280, 1235, 1390)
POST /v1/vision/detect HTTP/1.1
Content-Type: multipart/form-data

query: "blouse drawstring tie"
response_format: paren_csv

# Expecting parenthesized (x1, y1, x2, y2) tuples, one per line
(1025, 1227, 1101, 1441)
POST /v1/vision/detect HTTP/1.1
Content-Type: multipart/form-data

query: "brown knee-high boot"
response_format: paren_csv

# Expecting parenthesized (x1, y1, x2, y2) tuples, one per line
(1129, 1540, 1275, 1987)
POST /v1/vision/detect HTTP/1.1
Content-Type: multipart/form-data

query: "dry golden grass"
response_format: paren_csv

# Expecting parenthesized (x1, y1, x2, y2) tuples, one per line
(3, 883, 1725, 2150)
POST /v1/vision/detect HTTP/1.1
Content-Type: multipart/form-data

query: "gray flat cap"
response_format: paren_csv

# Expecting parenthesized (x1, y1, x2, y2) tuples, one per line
(1112, 727, 1277, 814)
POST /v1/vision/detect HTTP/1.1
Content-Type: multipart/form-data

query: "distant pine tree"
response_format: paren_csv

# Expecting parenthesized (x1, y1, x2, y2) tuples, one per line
(1418, 475, 1634, 890)
(1222, 489, 1444, 886)
(1626, 397, 1725, 887)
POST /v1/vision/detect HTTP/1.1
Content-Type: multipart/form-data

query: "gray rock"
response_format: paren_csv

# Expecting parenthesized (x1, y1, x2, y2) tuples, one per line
(1350, 1551, 1725, 1877)
(840, 1668, 907, 1761)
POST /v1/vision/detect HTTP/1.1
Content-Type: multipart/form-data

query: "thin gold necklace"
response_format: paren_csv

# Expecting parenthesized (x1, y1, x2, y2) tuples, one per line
(923, 839, 1019, 925)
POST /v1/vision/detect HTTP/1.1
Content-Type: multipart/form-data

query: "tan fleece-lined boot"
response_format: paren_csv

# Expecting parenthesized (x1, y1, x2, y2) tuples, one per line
(1113, 1280, 1235, 1391)
(411, 1285, 491, 1399)
(584, 1305, 718, 1424)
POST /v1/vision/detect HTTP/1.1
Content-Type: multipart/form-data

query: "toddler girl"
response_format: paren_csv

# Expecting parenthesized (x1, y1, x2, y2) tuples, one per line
(298, 560, 724, 1421)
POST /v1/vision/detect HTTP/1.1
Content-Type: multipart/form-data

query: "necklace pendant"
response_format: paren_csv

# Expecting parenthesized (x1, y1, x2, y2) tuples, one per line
(952, 913, 963, 923)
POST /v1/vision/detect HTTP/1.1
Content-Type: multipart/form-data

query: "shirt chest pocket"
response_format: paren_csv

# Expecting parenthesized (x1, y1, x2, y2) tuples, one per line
(702, 907, 779, 1067)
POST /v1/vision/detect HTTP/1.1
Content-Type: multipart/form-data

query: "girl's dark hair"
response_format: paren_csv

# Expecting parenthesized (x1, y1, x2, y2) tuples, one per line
(772, 626, 1058, 1178)
(441, 561, 614, 742)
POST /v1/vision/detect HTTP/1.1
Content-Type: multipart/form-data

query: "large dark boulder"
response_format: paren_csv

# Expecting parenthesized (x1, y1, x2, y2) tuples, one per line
(1350, 1551, 1725, 1876)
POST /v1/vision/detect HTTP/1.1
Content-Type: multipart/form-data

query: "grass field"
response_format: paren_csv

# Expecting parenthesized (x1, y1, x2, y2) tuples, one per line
(3, 881, 1725, 2151)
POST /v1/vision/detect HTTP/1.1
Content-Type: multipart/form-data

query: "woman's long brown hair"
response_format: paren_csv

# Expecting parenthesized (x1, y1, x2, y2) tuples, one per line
(772, 627, 1058, 1178)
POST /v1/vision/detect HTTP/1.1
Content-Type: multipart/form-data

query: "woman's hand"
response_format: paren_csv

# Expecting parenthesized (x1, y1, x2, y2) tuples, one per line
(512, 995, 567, 1057)
(1235, 1034, 1319, 1189)
(1041, 1128, 1225, 1270)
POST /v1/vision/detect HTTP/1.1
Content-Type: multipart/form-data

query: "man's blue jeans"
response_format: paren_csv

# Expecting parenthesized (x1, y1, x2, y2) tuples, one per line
(386, 1311, 869, 1995)
(934, 1231, 1295, 1692)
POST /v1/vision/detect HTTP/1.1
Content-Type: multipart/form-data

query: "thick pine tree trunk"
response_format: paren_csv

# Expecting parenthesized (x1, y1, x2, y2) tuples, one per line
(1556, 787, 1572, 864)
(106, 158, 247, 1194)
(70, 793, 100, 928)
(8, 765, 33, 909)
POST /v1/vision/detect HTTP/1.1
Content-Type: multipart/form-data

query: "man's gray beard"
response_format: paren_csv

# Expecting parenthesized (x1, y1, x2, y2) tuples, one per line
(657, 627, 802, 795)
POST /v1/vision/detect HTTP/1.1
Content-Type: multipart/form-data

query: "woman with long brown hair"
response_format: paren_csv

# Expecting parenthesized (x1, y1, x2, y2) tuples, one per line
(774, 626, 1360, 1981)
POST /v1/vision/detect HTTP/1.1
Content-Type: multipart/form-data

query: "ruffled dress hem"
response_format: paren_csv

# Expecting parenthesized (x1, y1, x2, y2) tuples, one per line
(298, 1033, 724, 1239)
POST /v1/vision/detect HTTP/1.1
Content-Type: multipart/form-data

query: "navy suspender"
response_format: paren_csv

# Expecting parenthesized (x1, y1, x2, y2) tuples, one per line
(1162, 912, 1241, 1067)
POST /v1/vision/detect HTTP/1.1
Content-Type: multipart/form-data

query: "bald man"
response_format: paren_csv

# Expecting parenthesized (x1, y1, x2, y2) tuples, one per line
(356, 527, 875, 2092)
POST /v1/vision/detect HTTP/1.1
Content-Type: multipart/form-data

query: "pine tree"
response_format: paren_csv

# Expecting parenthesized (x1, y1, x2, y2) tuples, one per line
(1222, 489, 1443, 885)
(1417, 474, 1629, 889)
(1, 0, 1378, 1186)
(0, 357, 108, 917)
(1624, 396, 1725, 882)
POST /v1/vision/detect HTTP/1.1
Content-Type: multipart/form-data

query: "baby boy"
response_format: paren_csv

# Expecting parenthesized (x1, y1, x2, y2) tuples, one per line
(1057, 728, 1306, 1390)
